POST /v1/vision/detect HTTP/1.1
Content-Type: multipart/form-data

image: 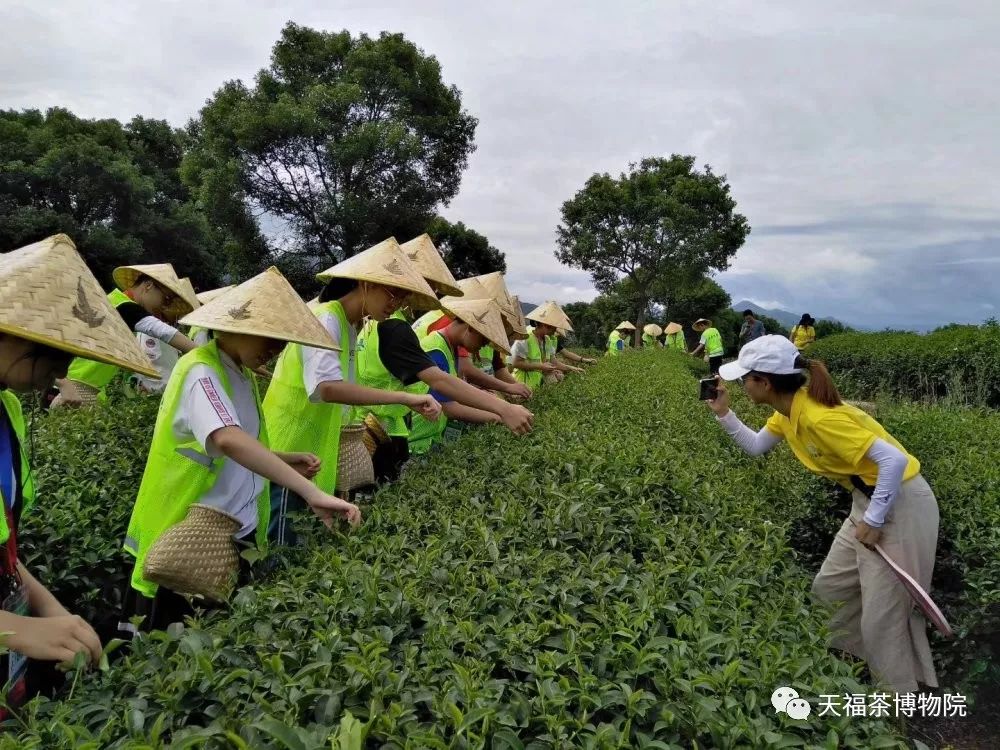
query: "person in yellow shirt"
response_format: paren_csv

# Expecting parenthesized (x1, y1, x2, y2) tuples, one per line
(790, 314, 817, 350)
(704, 335, 939, 694)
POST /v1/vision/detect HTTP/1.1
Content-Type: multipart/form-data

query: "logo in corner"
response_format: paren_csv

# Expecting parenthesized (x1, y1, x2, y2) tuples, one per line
(71, 279, 105, 328)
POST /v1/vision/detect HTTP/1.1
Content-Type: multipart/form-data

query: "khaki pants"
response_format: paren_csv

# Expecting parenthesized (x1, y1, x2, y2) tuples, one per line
(811, 475, 939, 693)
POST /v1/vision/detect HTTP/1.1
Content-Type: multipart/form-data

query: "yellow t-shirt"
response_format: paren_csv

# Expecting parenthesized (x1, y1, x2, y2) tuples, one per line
(791, 325, 816, 350)
(765, 389, 920, 490)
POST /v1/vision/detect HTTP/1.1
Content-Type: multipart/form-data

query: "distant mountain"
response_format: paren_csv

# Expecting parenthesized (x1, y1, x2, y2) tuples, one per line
(730, 300, 845, 329)
(519, 300, 537, 315)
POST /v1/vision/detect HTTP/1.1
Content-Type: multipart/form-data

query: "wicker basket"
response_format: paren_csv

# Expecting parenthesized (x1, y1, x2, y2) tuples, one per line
(361, 413, 390, 456)
(144, 505, 241, 602)
(51, 379, 100, 408)
(337, 424, 375, 492)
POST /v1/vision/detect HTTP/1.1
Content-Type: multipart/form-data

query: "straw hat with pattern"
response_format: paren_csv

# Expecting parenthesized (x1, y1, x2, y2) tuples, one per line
(616, 320, 637, 331)
(508, 295, 529, 340)
(399, 234, 463, 297)
(473, 272, 517, 318)
(113, 263, 198, 320)
(179, 278, 201, 310)
(0, 234, 159, 378)
(665, 322, 683, 335)
(316, 238, 439, 311)
(643, 323, 663, 337)
(440, 297, 512, 355)
(196, 285, 235, 305)
(526, 301, 567, 330)
(180, 267, 339, 351)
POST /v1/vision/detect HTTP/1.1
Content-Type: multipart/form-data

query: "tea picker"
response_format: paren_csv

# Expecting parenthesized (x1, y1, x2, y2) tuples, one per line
(607, 321, 635, 356)
(120, 268, 360, 636)
(0, 235, 160, 713)
(704, 335, 941, 693)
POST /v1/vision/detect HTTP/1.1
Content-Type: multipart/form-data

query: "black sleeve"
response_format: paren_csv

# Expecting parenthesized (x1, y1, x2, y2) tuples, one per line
(116, 301, 150, 331)
(556, 338, 565, 353)
(492, 350, 506, 372)
(378, 320, 435, 386)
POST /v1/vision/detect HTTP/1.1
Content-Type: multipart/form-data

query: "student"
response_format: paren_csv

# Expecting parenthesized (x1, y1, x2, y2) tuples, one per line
(705, 335, 938, 693)
(510, 316, 560, 389)
(53, 263, 200, 406)
(642, 323, 663, 348)
(188, 286, 235, 346)
(120, 268, 361, 634)
(0, 235, 161, 711)
(663, 322, 687, 352)
(690, 318, 725, 374)
(523, 302, 585, 381)
(739, 309, 765, 347)
(263, 238, 442, 543)
(607, 321, 635, 356)
(790, 314, 817, 350)
(409, 298, 516, 455)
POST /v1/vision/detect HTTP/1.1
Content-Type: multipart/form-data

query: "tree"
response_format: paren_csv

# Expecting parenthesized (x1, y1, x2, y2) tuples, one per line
(815, 319, 855, 339)
(556, 155, 750, 345)
(183, 22, 478, 283)
(426, 216, 505, 279)
(0, 108, 223, 288)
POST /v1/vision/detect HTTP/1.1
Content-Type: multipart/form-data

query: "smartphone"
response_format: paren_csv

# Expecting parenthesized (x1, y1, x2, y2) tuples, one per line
(699, 377, 719, 401)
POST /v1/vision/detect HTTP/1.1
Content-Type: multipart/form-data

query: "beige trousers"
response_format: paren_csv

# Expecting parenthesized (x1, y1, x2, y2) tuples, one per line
(811, 475, 939, 693)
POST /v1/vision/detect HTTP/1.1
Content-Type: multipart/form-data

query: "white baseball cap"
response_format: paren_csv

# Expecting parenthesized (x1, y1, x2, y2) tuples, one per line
(718, 335, 804, 380)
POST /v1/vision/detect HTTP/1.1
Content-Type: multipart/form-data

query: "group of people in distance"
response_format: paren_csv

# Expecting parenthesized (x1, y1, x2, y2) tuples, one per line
(0, 231, 939, 709)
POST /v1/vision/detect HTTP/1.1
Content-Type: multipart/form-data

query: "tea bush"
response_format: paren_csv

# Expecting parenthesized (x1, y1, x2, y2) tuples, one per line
(9, 352, 920, 748)
(807, 323, 1000, 407)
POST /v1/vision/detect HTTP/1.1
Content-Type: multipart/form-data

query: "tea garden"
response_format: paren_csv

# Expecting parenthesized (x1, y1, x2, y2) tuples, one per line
(4, 339, 998, 748)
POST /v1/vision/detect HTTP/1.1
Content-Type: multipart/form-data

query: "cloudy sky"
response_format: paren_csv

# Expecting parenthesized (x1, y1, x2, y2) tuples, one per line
(4, 1, 998, 330)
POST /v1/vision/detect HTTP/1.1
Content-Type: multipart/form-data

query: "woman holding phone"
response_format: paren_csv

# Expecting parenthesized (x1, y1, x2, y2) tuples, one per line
(703, 335, 939, 694)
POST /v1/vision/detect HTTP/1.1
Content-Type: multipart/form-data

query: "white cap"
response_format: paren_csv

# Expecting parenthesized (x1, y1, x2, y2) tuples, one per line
(718, 335, 804, 380)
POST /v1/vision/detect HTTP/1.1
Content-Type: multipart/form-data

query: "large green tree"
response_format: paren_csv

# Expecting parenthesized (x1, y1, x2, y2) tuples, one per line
(183, 23, 478, 283)
(556, 155, 750, 345)
(426, 216, 505, 279)
(0, 108, 223, 287)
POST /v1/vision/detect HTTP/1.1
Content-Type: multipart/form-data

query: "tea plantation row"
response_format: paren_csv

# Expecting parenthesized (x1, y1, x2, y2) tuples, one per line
(806, 323, 1000, 407)
(6, 351, 997, 747)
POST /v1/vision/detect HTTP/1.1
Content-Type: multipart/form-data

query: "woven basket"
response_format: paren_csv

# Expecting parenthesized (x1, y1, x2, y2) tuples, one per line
(543, 372, 560, 385)
(51, 379, 100, 408)
(337, 425, 375, 492)
(144, 505, 240, 602)
(361, 414, 390, 456)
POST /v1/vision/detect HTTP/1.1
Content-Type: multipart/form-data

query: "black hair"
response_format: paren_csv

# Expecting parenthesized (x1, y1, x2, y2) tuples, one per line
(319, 277, 360, 303)
(743, 309, 754, 317)
(797, 313, 815, 327)
(753, 354, 842, 407)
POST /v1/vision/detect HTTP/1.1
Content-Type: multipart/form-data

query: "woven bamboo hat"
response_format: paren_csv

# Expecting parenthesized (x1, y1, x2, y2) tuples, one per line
(113, 263, 197, 320)
(316, 238, 439, 311)
(196, 285, 234, 305)
(508, 295, 529, 340)
(665, 322, 683, 335)
(472, 272, 517, 318)
(643, 323, 663, 337)
(399, 234, 462, 297)
(440, 297, 511, 355)
(0, 234, 159, 377)
(526, 300, 567, 330)
(180, 267, 339, 351)
(616, 320, 636, 331)
(179, 278, 201, 310)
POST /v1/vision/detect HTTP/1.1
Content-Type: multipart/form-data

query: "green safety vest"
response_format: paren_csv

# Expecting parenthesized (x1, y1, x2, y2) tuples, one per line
(0, 390, 36, 545)
(607, 330, 622, 356)
(65, 288, 135, 397)
(665, 332, 686, 352)
(702, 327, 724, 357)
(544, 335, 558, 359)
(513, 328, 544, 389)
(262, 300, 352, 494)
(355, 316, 424, 438)
(412, 310, 445, 341)
(408, 331, 457, 455)
(123, 341, 270, 597)
(476, 345, 495, 376)
(642, 333, 655, 348)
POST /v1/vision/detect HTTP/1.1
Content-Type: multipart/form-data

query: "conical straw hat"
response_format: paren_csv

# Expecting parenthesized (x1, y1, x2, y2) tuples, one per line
(179, 278, 201, 309)
(472, 272, 517, 318)
(440, 297, 511, 355)
(196, 285, 235, 305)
(399, 234, 462, 297)
(508, 295, 529, 339)
(616, 320, 636, 331)
(316, 238, 438, 311)
(665, 322, 683, 335)
(0, 234, 159, 377)
(113, 263, 197, 320)
(643, 323, 663, 337)
(526, 300, 567, 329)
(180, 267, 339, 351)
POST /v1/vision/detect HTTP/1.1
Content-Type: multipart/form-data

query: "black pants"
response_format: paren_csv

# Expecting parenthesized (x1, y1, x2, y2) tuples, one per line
(372, 436, 410, 484)
(708, 355, 724, 375)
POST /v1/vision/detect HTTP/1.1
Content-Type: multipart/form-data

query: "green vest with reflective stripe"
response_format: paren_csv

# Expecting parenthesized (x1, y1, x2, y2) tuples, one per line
(702, 327, 724, 357)
(607, 330, 622, 356)
(513, 328, 544, 388)
(412, 310, 445, 341)
(123, 341, 269, 597)
(355, 317, 423, 438)
(262, 300, 352, 493)
(408, 331, 456, 454)
(65, 288, 134, 395)
(665, 332, 686, 352)
(0, 390, 35, 545)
